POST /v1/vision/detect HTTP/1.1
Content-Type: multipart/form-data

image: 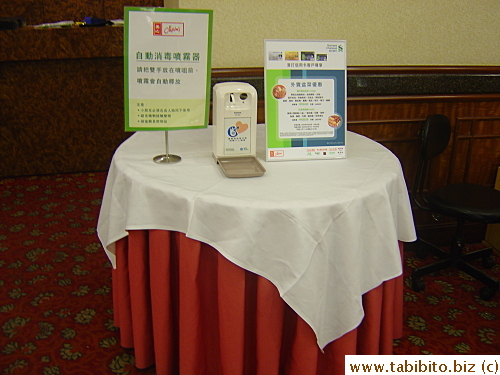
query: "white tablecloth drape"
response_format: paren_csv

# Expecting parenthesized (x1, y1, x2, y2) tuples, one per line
(98, 125, 416, 349)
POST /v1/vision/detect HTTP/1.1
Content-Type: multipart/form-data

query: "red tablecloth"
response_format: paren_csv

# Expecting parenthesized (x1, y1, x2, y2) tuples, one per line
(112, 230, 403, 375)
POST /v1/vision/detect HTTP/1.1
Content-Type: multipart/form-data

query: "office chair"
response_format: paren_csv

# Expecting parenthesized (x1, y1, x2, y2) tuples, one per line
(411, 114, 500, 300)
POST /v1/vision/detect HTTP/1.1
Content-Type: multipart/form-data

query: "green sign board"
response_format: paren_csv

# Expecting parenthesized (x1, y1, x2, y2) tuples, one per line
(124, 7, 213, 131)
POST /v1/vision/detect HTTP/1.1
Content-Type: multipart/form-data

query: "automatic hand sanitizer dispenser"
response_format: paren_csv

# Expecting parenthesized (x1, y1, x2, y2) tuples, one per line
(212, 82, 265, 177)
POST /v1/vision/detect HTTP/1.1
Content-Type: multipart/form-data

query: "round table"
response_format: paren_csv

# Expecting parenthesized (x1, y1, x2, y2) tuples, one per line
(98, 125, 416, 374)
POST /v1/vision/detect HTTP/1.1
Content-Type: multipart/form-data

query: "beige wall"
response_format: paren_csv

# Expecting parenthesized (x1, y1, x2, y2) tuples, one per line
(170, 0, 499, 68)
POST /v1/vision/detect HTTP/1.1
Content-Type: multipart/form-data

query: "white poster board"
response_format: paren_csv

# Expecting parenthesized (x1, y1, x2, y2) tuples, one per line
(265, 40, 347, 161)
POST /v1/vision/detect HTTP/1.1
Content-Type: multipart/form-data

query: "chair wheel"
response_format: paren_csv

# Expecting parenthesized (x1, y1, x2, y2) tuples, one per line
(479, 286, 497, 301)
(411, 277, 425, 292)
(482, 256, 495, 269)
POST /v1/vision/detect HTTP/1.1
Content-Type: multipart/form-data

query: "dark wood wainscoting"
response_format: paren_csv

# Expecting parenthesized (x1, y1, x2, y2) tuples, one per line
(346, 94, 500, 245)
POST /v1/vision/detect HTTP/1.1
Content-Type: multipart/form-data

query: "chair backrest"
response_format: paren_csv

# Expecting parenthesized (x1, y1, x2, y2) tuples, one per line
(412, 114, 451, 210)
(420, 114, 451, 161)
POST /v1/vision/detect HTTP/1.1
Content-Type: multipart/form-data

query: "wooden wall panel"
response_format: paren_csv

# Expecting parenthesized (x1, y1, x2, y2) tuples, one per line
(0, 57, 129, 176)
(1, 0, 45, 25)
(104, 0, 164, 20)
(0, 0, 163, 26)
(43, 0, 105, 24)
(347, 97, 500, 187)
(452, 117, 500, 185)
(0, 27, 124, 62)
(345, 95, 500, 245)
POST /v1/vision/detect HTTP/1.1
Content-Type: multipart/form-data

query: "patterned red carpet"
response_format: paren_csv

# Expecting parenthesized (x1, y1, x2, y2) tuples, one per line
(394, 243, 499, 355)
(0, 172, 498, 374)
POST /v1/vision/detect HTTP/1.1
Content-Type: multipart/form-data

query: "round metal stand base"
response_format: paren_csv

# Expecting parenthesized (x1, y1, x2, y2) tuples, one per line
(153, 154, 181, 164)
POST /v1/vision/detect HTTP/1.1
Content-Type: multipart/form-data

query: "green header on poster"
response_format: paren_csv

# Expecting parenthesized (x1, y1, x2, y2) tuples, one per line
(124, 7, 213, 131)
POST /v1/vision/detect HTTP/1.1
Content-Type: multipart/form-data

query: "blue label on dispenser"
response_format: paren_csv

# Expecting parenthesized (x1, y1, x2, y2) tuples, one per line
(224, 117, 251, 155)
